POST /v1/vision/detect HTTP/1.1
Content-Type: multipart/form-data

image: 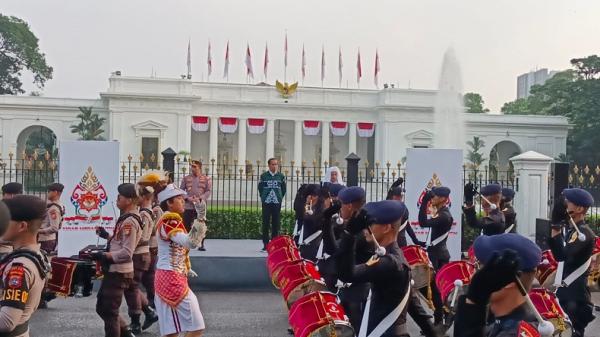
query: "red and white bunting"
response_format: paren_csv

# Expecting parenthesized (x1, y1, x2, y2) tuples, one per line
(191, 116, 209, 132)
(219, 117, 238, 133)
(330, 121, 348, 136)
(247, 118, 266, 134)
(357, 122, 375, 138)
(303, 120, 321, 136)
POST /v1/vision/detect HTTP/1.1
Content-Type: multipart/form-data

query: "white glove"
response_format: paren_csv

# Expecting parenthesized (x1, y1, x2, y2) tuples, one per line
(193, 200, 207, 221)
(187, 269, 198, 278)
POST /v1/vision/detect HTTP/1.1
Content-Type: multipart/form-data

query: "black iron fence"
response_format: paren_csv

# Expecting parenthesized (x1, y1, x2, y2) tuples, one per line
(567, 164, 600, 232)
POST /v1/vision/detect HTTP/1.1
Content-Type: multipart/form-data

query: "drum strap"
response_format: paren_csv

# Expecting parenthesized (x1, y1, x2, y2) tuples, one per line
(504, 224, 515, 233)
(292, 219, 299, 236)
(430, 231, 450, 247)
(358, 281, 411, 337)
(558, 257, 592, 287)
(301, 230, 322, 246)
(398, 220, 408, 233)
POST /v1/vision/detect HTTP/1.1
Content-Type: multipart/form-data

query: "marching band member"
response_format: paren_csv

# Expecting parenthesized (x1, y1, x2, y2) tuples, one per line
(501, 188, 517, 233)
(292, 184, 309, 245)
(548, 188, 596, 337)
(463, 183, 506, 236)
(298, 185, 330, 262)
(454, 233, 542, 337)
(388, 187, 425, 248)
(0, 183, 22, 258)
(1, 196, 50, 337)
(315, 183, 345, 290)
(93, 183, 142, 337)
(155, 184, 205, 337)
(337, 200, 412, 337)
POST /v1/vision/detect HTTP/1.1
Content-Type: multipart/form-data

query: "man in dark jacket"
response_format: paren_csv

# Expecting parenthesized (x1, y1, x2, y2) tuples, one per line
(258, 158, 286, 251)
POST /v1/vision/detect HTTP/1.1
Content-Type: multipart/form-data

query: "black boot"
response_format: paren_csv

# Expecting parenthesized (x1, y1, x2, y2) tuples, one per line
(121, 327, 136, 337)
(142, 305, 159, 330)
(129, 314, 142, 334)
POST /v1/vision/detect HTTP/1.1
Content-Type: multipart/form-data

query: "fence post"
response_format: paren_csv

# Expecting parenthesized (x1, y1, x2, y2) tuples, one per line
(162, 148, 177, 182)
(510, 151, 553, 241)
(345, 153, 361, 187)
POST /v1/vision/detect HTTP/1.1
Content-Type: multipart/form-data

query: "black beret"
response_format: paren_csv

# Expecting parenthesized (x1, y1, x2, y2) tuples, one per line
(432, 186, 451, 198)
(390, 186, 404, 197)
(563, 188, 594, 208)
(364, 200, 407, 225)
(327, 184, 345, 197)
(480, 184, 502, 197)
(338, 186, 366, 204)
(0, 201, 10, 236)
(473, 233, 541, 271)
(47, 183, 65, 192)
(118, 183, 138, 199)
(501, 188, 515, 201)
(303, 184, 320, 198)
(2, 182, 23, 195)
(4, 195, 46, 221)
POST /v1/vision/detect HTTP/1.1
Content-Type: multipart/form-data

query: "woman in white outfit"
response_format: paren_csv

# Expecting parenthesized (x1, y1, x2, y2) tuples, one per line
(322, 166, 345, 185)
(155, 184, 205, 337)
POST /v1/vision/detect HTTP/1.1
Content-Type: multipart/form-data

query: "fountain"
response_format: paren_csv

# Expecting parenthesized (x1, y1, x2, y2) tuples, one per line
(433, 48, 465, 150)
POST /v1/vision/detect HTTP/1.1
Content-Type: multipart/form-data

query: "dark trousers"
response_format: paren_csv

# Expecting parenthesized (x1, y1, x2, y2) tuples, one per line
(261, 203, 281, 246)
(408, 288, 440, 337)
(183, 209, 206, 248)
(141, 248, 157, 307)
(427, 247, 449, 324)
(124, 253, 150, 316)
(96, 272, 132, 337)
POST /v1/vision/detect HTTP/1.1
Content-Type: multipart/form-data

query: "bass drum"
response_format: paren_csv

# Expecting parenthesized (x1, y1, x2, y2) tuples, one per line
(288, 291, 354, 337)
(401, 245, 433, 289)
(529, 288, 573, 337)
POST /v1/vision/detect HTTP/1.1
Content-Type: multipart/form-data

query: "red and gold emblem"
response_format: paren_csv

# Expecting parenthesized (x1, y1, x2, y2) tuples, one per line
(69, 166, 108, 218)
(417, 173, 452, 215)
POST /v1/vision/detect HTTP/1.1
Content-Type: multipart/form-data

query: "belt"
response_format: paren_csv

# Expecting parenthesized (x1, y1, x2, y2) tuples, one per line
(0, 321, 28, 337)
(137, 240, 150, 248)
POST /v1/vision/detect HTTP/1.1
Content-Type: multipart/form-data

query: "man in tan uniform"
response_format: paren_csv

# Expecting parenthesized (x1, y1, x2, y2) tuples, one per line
(1, 195, 51, 337)
(38, 183, 64, 254)
(93, 183, 142, 337)
(180, 160, 211, 250)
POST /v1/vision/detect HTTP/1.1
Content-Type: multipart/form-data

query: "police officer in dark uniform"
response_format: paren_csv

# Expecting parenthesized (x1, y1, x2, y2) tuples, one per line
(548, 188, 596, 337)
(501, 188, 517, 233)
(337, 200, 412, 337)
(463, 183, 505, 236)
(454, 233, 542, 337)
(388, 187, 425, 247)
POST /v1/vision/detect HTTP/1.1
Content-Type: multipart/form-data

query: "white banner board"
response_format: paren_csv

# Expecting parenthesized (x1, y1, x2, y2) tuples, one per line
(404, 149, 463, 260)
(58, 141, 120, 257)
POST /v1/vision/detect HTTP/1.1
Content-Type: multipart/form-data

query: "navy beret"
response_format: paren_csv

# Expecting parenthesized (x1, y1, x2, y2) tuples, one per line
(0, 201, 9, 236)
(47, 183, 64, 192)
(118, 183, 138, 199)
(303, 184, 320, 197)
(2, 182, 22, 195)
(390, 186, 404, 197)
(338, 186, 365, 204)
(4, 195, 46, 222)
(501, 188, 515, 201)
(473, 233, 541, 271)
(563, 188, 594, 208)
(480, 184, 502, 196)
(432, 186, 451, 198)
(327, 184, 345, 197)
(364, 200, 407, 225)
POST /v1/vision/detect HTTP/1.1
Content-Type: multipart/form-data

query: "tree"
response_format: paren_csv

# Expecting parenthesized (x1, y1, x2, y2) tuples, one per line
(70, 107, 106, 140)
(466, 136, 486, 169)
(463, 92, 490, 113)
(0, 14, 53, 95)
(501, 98, 530, 115)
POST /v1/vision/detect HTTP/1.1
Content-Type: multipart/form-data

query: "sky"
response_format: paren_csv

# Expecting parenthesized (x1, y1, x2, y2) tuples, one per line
(3, 0, 600, 112)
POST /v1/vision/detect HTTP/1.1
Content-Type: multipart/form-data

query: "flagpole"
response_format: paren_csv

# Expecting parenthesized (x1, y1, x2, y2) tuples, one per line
(284, 30, 288, 83)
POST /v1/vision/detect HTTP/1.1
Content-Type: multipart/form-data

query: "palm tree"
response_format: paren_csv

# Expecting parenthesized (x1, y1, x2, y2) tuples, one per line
(70, 107, 106, 140)
(466, 136, 486, 169)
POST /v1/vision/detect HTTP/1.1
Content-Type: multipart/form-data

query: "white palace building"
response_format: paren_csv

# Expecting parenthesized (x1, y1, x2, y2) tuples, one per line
(0, 74, 568, 170)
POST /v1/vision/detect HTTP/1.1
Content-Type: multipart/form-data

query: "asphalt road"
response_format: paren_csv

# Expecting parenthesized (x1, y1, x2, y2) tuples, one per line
(29, 291, 600, 337)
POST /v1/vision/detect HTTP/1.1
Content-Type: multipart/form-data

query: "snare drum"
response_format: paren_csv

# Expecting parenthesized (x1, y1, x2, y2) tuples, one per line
(536, 250, 558, 289)
(587, 238, 600, 290)
(267, 246, 301, 288)
(279, 260, 327, 308)
(48, 257, 96, 297)
(401, 245, 432, 289)
(289, 291, 354, 337)
(435, 261, 475, 304)
(529, 288, 573, 337)
(266, 235, 297, 254)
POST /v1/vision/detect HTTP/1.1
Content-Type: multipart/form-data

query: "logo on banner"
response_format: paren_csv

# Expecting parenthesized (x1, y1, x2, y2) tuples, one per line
(417, 173, 451, 216)
(65, 166, 112, 223)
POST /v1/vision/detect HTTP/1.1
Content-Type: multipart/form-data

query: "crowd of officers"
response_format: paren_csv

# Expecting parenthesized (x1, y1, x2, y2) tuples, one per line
(280, 178, 597, 337)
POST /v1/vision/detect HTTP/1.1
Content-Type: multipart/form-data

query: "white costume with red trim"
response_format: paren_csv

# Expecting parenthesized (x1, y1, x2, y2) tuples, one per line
(154, 212, 204, 335)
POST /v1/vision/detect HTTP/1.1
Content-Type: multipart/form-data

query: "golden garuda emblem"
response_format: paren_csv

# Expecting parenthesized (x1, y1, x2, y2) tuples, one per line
(275, 80, 298, 98)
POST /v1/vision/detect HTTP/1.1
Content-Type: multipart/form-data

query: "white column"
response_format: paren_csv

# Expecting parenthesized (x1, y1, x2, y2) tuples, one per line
(348, 122, 357, 155)
(265, 119, 275, 163)
(177, 112, 192, 154)
(294, 120, 303, 166)
(510, 151, 553, 241)
(209, 117, 219, 168)
(321, 121, 330, 166)
(238, 118, 247, 175)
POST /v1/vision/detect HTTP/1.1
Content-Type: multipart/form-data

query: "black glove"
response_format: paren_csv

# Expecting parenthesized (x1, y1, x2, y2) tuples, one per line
(96, 227, 110, 240)
(422, 190, 434, 204)
(550, 198, 568, 228)
(346, 209, 370, 235)
(464, 182, 476, 204)
(323, 201, 342, 222)
(391, 177, 404, 189)
(90, 251, 107, 262)
(466, 249, 520, 306)
(415, 240, 427, 248)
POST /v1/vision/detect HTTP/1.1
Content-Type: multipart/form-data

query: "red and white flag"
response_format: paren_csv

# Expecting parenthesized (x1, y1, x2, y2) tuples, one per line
(263, 43, 269, 81)
(357, 122, 375, 137)
(207, 41, 213, 78)
(303, 120, 321, 136)
(356, 48, 362, 85)
(374, 49, 380, 88)
(338, 47, 343, 87)
(247, 118, 266, 134)
(191, 116, 209, 132)
(330, 121, 348, 136)
(245, 43, 254, 79)
(321, 46, 326, 83)
(223, 41, 230, 79)
(301, 45, 306, 82)
(219, 117, 238, 134)
(186, 39, 192, 78)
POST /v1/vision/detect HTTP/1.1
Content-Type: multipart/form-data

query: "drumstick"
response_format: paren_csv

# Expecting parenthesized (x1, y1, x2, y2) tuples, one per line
(514, 275, 555, 337)
(567, 214, 586, 241)
(366, 227, 386, 257)
(450, 279, 463, 308)
(476, 192, 497, 211)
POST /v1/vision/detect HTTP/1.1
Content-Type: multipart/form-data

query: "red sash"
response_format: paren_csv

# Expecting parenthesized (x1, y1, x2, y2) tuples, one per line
(155, 269, 189, 307)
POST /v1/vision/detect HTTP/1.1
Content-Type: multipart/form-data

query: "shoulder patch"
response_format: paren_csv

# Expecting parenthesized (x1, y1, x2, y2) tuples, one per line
(517, 321, 540, 337)
(365, 255, 380, 267)
(6, 264, 25, 289)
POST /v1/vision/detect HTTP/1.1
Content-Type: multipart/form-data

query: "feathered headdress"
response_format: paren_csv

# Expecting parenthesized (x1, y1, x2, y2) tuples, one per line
(137, 171, 169, 195)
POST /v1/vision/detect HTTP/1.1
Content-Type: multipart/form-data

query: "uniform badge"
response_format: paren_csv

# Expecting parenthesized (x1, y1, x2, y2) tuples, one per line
(517, 321, 540, 337)
(366, 255, 380, 266)
(6, 265, 25, 289)
(123, 223, 132, 235)
(50, 210, 58, 221)
(568, 232, 578, 243)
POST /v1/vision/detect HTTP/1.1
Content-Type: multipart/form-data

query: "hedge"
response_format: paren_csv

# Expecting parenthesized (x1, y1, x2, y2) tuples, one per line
(205, 208, 295, 239)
